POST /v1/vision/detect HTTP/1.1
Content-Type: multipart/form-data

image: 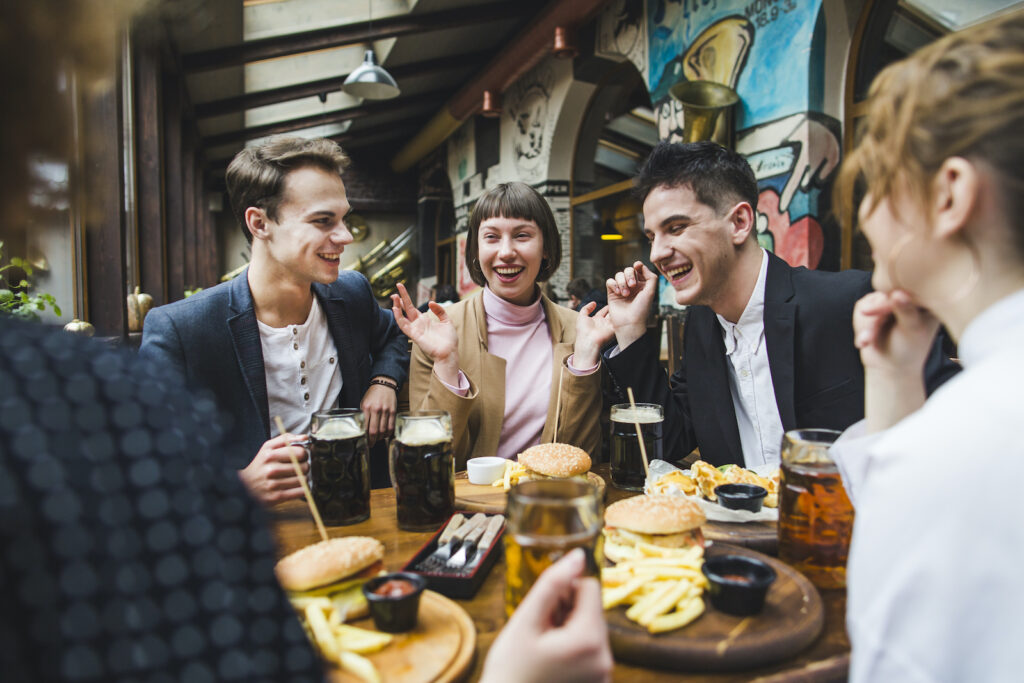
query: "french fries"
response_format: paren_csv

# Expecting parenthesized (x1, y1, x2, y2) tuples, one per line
(601, 542, 708, 634)
(493, 460, 529, 490)
(290, 596, 393, 682)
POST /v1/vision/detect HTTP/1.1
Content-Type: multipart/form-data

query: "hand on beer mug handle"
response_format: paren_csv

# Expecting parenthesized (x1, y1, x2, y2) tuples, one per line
(360, 382, 397, 446)
(482, 549, 613, 683)
(606, 261, 658, 350)
(391, 283, 460, 385)
(238, 433, 309, 505)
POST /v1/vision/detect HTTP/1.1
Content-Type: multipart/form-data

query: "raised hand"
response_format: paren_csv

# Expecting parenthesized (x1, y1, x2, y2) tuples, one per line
(606, 261, 659, 350)
(391, 282, 461, 385)
(573, 303, 615, 368)
(853, 290, 939, 432)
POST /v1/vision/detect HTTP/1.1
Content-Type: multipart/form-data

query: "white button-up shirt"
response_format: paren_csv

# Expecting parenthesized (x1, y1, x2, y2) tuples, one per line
(716, 250, 784, 467)
(258, 295, 343, 437)
(831, 287, 1024, 683)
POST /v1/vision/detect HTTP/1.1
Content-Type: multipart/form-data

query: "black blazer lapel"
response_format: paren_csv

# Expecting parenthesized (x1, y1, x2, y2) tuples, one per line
(764, 253, 797, 431)
(227, 272, 270, 438)
(317, 285, 363, 409)
(689, 309, 744, 465)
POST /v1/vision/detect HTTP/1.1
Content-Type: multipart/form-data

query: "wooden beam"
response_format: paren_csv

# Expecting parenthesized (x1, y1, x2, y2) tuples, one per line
(182, 2, 526, 73)
(570, 179, 637, 207)
(202, 92, 443, 148)
(194, 51, 484, 119)
(164, 74, 185, 303)
(134, 36, 168, 306)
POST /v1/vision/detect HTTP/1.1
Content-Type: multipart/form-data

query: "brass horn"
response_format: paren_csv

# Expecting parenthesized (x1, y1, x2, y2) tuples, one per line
(669, 80, 740, 148)
(368, 248, 414, 298)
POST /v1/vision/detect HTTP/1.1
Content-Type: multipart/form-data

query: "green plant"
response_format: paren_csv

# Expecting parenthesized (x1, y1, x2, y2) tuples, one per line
(0, 240, 62, 321)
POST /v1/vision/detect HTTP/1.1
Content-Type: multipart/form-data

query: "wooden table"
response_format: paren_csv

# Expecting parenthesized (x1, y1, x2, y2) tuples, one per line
(270, 482, 850, 682)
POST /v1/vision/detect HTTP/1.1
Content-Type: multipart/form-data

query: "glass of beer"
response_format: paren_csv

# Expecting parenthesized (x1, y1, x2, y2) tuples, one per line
(388, 410, 455, 532)
(504, 479, 603, 616)
(609, 403, 664, 491)
(777, 429, 854, 589)
(308, 409, 370, 526)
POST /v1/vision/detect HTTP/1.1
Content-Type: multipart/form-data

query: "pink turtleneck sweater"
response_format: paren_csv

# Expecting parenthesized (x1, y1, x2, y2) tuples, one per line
(441, 287, 597, 460)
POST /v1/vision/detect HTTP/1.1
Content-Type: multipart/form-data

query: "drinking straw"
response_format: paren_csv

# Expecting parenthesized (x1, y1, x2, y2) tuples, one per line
(626, 387, 650, 478)
(553, 363, 565, 442)
(274, 415, 329, 543)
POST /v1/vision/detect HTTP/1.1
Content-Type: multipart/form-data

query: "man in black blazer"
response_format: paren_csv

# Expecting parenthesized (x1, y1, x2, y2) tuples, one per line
(603, 142, 956, 466)
(140, 137, 408, 499)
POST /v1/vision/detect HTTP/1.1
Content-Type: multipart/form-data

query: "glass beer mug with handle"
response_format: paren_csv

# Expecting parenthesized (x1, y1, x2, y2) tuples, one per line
(777, 429, 854, 589)
(504, 479, 603, 616)
(305, 409, 371, 525)
(388, 410, 455, 532)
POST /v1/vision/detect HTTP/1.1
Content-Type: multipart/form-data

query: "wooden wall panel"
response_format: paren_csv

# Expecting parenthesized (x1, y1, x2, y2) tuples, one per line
(134, 39, 167, 306)
(163, 75, 184, 302)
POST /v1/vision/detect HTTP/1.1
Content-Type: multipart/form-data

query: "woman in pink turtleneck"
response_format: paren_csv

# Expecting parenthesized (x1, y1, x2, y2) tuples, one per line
(392, 182, 613, 468)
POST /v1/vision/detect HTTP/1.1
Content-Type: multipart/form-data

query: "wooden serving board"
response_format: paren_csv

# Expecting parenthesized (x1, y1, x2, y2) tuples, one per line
(454, 470, 607, 514)
(606, 543, 823, 672)
(332, 590, 475, 683)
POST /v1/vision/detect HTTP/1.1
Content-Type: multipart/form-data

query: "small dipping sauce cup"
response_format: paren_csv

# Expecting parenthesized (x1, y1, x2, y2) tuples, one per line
(362, 572, 427, 632)
(702, 555, 777, 616)
(467, 456, 507, 485)
(714, 484, 768, 512)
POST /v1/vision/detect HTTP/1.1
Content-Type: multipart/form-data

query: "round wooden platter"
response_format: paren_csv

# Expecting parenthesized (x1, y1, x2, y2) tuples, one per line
(605, 543, 823, 672)
(332, 590, 475, 683)
(702, 519, 778, 555)
(454, 470, 607, 513)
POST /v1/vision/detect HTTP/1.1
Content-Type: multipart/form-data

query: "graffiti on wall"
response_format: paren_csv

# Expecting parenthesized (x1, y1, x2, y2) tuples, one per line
(736, 111, 840, 268)
(505, 65, 557, 183)
(596, 0, 648, 77)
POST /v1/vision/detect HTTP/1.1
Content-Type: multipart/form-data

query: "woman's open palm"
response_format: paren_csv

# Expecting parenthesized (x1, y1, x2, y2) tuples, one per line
(392, 283, 458, 363)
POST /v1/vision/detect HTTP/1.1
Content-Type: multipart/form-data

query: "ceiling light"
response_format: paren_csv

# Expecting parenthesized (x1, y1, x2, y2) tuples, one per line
(600, 221, 623, 241)
(344, 48, 400, 100)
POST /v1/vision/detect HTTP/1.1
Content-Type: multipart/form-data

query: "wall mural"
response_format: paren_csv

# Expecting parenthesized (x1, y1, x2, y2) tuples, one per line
(646, 0, 837, 269)
(596, 0, 648, 77)
(505, 64, 557, 184)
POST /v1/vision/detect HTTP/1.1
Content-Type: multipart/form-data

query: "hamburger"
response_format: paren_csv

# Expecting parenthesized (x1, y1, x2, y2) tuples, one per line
(275, 536, 385, 620)
(603, 494, 706, 563)
(502, 442, 592, 489)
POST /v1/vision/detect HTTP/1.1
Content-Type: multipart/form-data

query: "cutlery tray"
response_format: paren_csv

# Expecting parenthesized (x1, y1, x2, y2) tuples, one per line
(402, 511, 505, 599)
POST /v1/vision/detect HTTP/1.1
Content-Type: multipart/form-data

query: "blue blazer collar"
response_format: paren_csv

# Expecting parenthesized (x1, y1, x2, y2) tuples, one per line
(226, 269, 269, 438)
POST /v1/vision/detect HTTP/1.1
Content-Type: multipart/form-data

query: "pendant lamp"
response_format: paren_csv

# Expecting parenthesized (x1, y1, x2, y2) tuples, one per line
(343, 1, 400, 99)
(600, 220, 623, 241)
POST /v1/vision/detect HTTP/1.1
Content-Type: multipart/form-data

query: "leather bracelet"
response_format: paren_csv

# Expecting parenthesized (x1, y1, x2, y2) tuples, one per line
(369, 378, 398, 391)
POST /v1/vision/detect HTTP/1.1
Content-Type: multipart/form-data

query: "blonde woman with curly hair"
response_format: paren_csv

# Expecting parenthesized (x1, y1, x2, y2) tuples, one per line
(831, 11, 1024, 682)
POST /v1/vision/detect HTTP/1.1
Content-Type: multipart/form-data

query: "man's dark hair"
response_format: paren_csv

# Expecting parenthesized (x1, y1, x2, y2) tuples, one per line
(635, 141, 759, 215)
(435, 284, 459, 303)
(567, 278, 591, 299)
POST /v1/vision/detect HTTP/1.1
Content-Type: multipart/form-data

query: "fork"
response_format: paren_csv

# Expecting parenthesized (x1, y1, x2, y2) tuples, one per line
(446, 516, 490, 568)
(417, 513, 486, 571)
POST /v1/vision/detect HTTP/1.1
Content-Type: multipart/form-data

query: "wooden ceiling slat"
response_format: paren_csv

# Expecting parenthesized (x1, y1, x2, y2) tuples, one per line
(182, 2, 524, 73)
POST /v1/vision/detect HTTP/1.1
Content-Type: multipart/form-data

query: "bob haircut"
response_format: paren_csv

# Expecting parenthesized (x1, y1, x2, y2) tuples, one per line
(464, 182, 562, 287)
(226, 136, 350, 244)
(838, 12, 1024, 253)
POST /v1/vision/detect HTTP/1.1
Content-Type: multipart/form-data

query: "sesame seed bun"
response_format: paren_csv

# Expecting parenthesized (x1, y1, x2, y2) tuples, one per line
(518, 442, 592, 478)
(275, 536, 384, 592)
(604, 494, 706, 535)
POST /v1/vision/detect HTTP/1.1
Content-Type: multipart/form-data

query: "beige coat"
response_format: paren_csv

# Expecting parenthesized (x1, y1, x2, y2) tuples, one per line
(410, 291, 602, 469)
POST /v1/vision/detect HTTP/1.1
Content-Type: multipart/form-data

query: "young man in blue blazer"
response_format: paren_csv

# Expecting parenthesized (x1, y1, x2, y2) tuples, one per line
(601, 142, 957, 467)
(140, 137, 408, 500)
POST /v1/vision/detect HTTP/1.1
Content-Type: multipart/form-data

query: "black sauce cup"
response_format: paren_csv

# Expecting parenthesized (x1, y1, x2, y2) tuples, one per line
(702, 555, 777, 616)
(714, 483, 768, 512)
(362, 573, 427, 633)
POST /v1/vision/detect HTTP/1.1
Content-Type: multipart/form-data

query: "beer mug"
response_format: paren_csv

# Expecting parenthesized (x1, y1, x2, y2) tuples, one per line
(306, 409, 370, 526)
(777, 429, 854, 589)
(609, 403, 664, 491)
(504, 479, 603, 616)
(388, 410, 455, 532)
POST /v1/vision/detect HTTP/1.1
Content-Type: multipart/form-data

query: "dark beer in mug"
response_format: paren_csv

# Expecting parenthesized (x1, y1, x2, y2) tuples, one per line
(609, 404, 664, 491)
(389, 411, 454, 532)
(309, 410, 370, 525)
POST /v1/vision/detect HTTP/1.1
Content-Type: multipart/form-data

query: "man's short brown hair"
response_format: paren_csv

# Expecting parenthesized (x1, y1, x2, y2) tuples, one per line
(464, 182, 562, 287)
(226, 136, 350, 243)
